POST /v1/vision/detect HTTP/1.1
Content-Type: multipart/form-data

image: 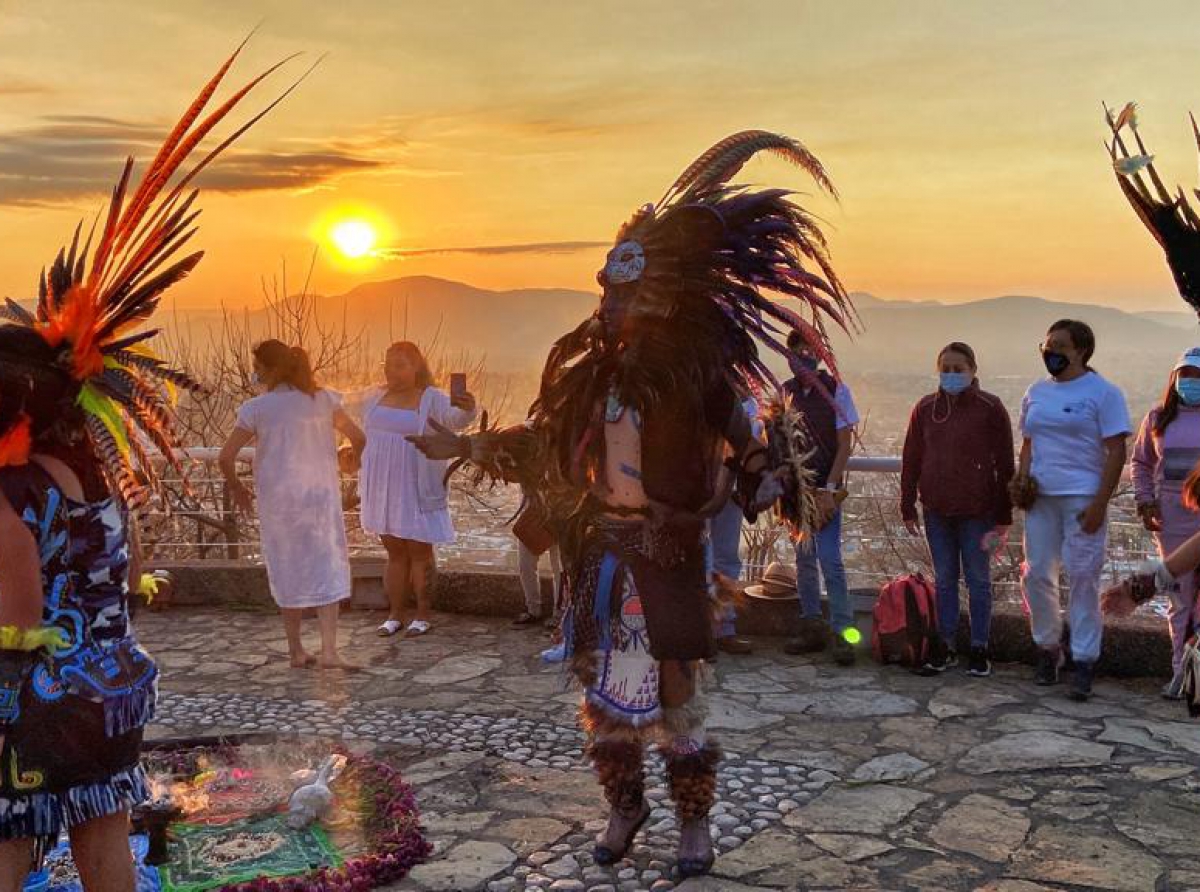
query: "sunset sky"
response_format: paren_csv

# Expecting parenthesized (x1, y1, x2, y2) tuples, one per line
(4, 0, 1200, 311)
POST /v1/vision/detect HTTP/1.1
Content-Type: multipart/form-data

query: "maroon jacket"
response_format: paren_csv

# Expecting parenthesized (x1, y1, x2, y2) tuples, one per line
(900, 382, 1015, 526)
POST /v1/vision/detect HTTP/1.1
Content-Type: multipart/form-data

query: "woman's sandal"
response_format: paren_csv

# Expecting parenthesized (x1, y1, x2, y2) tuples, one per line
(593, 802, 650, 865)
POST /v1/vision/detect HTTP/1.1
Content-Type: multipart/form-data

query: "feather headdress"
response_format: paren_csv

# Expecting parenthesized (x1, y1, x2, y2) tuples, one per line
(0, 38, 308, 504)
(1106, 102, 1200, 320)
(594, 129, 856, 394)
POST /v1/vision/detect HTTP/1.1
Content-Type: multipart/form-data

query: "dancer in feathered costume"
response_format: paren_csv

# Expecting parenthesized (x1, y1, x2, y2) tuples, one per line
(411, 130, 853, 876)
(0, 42, 300, 887)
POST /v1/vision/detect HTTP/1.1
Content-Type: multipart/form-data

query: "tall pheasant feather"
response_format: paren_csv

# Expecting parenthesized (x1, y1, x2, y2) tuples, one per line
(1106, 101, 1200, 318)
(659, 130, 837, 210)
(11, 37, 309, 505)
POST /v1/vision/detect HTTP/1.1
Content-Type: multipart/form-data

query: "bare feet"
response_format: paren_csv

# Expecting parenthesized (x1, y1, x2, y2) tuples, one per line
(593, 802, 650, 864)
(676, 817, 714, 877)
(317, 655, 364, 672)
(289, 653, 316, 669)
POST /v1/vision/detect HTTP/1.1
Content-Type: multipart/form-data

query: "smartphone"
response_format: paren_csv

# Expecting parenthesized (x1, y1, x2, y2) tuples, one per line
(450, 372, 467, 401)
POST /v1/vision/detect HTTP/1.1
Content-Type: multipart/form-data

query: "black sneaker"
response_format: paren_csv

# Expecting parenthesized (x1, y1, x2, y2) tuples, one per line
(1035, 647, 1061, 686)
(918, 639, 956, 675)
(1068, 661, 1095, 702)
(784, 617, 830, 655)
(830, 633, 857, 667)
(966, 646, 992, 677)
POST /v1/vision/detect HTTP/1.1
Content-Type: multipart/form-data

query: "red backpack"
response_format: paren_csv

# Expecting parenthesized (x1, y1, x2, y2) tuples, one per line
(872, 573, 941, 667)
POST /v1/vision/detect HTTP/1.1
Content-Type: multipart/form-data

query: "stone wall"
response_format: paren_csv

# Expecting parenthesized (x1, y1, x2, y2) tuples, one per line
(158, 559, 1173, 678)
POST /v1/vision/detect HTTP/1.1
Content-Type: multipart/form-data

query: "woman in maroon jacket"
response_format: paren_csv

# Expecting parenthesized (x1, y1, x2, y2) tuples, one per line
(900, 342, 1016, 677)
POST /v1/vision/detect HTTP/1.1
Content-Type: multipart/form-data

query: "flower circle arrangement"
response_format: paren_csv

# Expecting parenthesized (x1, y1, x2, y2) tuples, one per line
(214, 752, 432, 892)
(136, 740, 431, 892)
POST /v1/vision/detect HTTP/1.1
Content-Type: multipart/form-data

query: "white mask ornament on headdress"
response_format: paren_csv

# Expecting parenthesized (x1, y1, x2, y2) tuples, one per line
(603, 240, 645, 285)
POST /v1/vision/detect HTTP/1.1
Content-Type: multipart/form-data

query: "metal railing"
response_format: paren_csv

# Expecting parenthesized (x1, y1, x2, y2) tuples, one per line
(139, 451, 1163, 610)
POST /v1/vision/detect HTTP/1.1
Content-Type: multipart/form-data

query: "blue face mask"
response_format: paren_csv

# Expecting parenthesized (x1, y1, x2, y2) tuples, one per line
(940, 372, 972, 395)
(1177, 377, 1200, 406)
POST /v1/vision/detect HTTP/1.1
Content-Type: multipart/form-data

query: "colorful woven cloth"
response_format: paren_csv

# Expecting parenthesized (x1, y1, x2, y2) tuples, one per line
(157, 816, 343, 892)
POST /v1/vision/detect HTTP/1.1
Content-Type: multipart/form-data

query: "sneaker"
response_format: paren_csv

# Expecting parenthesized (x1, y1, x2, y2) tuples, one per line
(540, 642, 567, 663)
(918, 639, 956, 675)
(717, 636, 754, 655)
(405, 620, 431, 637)
(784, 617, 830, 655)
(1035, 647, 1061, 686)
(1162, 675, 1185, 701)
(1068, 661, 1095, 701)
(966, 646, 992, 677)
(830, 633, 857, 667)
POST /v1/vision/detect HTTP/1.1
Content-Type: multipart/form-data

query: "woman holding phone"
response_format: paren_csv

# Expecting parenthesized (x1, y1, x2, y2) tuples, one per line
(359, 342, 477, 637)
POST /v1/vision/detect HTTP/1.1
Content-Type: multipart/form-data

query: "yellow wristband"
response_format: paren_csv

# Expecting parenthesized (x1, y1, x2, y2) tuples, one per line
(137, 574, 159, 603)
(0, 626, 69, 653)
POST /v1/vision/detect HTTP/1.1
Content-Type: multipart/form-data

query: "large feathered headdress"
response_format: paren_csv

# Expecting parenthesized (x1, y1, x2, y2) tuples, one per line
(589, 130, 855, 401)
(0, 38, 307, 505)
(1107, 102, 1200, 320)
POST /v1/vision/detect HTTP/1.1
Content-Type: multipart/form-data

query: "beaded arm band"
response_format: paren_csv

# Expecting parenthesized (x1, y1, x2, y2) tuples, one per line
(0, 626, 68, 653)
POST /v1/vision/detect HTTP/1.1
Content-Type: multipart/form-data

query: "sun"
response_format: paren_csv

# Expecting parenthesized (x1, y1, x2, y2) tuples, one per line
(329, 219, 377, 259)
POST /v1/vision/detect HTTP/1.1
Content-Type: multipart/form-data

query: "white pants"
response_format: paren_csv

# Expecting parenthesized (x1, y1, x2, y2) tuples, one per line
(1021, 495, 1107, 663)
(518, 542, 562, 616)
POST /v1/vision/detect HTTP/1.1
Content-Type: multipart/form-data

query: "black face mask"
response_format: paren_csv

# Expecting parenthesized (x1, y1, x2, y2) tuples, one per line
(1042, 350, 1071, 378)
(789, 355, 819, 377)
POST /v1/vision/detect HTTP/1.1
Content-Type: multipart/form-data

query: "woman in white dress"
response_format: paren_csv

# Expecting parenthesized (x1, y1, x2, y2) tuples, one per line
(219, 341, 365, 669)
(360, 342, 476, 637)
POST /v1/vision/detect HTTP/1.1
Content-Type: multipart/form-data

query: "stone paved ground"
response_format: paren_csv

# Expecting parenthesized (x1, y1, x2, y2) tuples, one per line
(138, 609, 1200, 892)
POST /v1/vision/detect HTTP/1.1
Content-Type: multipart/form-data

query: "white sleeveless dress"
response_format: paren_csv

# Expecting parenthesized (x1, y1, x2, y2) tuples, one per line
(360, 402, 456, 544)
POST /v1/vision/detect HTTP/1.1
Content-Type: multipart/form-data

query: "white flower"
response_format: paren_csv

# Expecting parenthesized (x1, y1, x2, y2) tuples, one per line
(1115, 154, 1154, 176)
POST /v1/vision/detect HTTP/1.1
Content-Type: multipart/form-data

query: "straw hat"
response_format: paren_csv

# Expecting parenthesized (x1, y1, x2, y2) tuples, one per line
(744, 562, 799, 600)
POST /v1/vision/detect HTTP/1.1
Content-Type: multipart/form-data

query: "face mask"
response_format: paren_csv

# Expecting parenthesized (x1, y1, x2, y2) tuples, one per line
(1177, 378, 1200, 406)
(940, 372, 972, 395)
(790, 355, 819, 377)
(1042, 350, 1071, 378)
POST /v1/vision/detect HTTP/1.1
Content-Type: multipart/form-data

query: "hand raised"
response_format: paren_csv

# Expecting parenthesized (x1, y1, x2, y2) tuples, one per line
(407, 418, 468, 460)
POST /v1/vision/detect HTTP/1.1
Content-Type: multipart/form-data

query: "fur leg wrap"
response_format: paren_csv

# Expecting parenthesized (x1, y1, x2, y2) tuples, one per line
(663, 742, 722, 822)
(587, 739, 646, 815)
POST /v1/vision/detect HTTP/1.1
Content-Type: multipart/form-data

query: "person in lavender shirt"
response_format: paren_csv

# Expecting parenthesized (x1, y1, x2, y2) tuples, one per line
(1131, 347, 1200, 699)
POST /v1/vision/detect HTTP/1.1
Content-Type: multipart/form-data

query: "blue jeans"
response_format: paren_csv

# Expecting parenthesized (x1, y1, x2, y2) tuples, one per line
(708, 501, 744, 638)
(795, 509, 853, 633)
(924, 512, 994, 649)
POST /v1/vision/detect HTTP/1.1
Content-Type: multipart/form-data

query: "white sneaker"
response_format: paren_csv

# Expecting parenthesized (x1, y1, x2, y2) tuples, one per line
(376, 619, 403, 637)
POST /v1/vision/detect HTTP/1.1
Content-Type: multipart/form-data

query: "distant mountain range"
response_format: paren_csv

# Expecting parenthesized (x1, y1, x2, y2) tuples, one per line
(169, 275, 1199, 378)
(839, 291, 1197, 378)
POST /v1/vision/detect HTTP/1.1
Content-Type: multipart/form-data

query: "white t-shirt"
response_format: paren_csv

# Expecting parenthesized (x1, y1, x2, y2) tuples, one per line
(1019, 372, 1131, 497)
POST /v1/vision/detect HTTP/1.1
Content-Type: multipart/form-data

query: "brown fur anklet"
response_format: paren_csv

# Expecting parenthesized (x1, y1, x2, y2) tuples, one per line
(588, 739, 646, 814)
(663, 742, 722, 822)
